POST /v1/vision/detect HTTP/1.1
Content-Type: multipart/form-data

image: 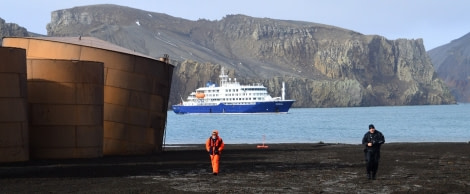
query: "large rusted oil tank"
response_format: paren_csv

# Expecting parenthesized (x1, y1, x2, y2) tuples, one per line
(0, 47, 29, 162)
(27, 59, 104, 159)
(3, 37, 174, 155)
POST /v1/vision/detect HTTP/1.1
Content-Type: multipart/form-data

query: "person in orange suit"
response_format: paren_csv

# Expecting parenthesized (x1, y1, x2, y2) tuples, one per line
(206, 130, 225, 175)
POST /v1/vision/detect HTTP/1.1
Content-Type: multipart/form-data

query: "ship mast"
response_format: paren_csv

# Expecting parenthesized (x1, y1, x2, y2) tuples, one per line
(282, 82, 285, 100)
(219, 67, 228, 87)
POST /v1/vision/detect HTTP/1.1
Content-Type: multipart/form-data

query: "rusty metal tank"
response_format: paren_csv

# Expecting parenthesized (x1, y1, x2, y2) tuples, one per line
(0, 47, 29, 162)
(3, 37, 174, 155)
(27, 59, 104, 159)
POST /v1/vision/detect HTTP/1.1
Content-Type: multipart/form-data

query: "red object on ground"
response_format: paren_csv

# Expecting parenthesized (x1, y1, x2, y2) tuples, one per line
(257, 135, 269, 149)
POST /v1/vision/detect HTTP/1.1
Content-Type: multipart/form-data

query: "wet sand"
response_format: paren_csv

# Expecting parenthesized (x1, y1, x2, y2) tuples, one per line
(1, 142, 469, 193)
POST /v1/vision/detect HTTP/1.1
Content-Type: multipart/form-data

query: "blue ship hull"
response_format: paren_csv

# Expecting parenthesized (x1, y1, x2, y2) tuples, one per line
(172, 100, 295, 114)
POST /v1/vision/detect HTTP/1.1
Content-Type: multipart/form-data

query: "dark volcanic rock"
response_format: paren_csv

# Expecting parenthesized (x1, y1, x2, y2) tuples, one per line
(43, 4, 456, 107)
(1, 143, 469, 193)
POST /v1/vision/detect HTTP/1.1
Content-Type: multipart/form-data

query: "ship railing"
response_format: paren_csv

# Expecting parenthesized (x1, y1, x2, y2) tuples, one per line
(224, 102, 256, 105)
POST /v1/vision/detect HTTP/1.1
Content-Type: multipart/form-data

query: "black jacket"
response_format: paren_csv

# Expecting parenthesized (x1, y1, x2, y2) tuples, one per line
(362, 130, 385, 151)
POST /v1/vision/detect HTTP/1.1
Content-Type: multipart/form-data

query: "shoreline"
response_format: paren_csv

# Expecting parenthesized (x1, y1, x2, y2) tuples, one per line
(1, 142, 470, 193)
(163, 141, 470, 145)
(162, 141, 470, 148)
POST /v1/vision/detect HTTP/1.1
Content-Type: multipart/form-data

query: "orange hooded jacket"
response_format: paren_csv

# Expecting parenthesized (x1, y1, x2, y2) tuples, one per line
(206, 130, 224, 155)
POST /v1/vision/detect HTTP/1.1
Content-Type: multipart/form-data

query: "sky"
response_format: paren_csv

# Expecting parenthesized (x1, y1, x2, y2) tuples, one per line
(1, 0, 469, 50)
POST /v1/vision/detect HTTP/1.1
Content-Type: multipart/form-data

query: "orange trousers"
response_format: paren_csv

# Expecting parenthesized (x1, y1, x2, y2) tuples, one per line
(209, 154, 220, 173)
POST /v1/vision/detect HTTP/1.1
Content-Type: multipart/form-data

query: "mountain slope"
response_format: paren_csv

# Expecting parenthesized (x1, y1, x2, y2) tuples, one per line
(428, 32, 470, 102)
(31, 4, 458, 107)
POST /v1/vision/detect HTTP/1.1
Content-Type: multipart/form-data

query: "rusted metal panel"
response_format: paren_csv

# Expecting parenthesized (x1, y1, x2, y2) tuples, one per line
(0, 47, 29, 162)
(3, 37, 174, 155)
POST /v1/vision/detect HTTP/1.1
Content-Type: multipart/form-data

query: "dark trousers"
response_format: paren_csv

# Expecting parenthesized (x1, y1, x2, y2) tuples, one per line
(365, 149, 380, 174)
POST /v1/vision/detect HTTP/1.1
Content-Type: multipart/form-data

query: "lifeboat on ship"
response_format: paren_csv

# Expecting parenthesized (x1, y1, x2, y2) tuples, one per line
(196, 92, 205, 99)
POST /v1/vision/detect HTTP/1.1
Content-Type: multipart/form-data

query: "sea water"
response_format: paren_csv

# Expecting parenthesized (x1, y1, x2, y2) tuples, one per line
(164, 103, 470, 145)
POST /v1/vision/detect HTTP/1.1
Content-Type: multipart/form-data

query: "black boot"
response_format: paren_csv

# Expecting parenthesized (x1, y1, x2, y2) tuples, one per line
(372, 172, 376, 180)
(367, 172, 371, 180)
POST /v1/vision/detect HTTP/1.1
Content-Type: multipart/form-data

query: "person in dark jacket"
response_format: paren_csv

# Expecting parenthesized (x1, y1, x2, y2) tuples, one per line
(362, 124, 385, 180)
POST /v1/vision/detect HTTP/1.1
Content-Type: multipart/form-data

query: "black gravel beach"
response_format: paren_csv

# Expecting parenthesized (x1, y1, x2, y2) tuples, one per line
(1, 142, 469, 193)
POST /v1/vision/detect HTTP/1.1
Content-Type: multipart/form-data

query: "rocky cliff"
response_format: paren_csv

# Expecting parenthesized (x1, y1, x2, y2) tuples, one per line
(428, 32, 470, 102)
(46, 4, 455, 107)
(0, 18, 30, 45)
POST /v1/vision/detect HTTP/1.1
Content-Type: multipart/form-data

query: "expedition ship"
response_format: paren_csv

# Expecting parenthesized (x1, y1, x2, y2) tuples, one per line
(172, 67, 295, 114)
